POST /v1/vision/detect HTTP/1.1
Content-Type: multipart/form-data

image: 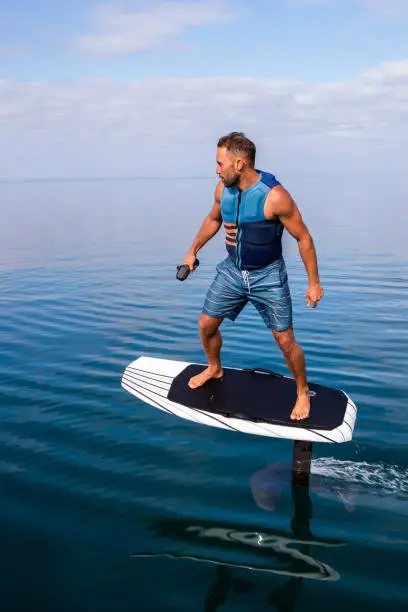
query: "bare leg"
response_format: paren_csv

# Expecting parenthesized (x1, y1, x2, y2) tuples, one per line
(188, 313, 224, 389)
(272, 327, 310, 420)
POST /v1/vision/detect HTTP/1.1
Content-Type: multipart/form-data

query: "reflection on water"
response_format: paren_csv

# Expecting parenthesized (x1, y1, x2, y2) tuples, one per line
(132, 442, 346, 611)
(130, 437, 408, 611)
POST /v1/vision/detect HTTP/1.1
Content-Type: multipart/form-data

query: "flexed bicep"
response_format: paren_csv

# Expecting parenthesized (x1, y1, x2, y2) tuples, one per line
(280, 201, 310, 242)
(265, 185, 310, 242)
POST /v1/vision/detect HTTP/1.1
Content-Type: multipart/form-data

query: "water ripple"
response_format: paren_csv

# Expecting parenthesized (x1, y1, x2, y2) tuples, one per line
(1, 181, 408, 612)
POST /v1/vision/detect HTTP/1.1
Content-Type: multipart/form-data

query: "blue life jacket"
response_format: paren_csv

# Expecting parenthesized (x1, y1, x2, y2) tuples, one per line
(220, 170, 284, 270)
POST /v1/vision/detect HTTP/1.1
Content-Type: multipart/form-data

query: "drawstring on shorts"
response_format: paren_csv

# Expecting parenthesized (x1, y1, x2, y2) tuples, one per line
(242, 270, 251, 294)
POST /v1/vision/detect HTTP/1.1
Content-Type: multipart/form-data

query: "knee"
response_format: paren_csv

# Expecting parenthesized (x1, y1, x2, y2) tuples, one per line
(273, 329, 295, 354)
(198, 314, 220, 337)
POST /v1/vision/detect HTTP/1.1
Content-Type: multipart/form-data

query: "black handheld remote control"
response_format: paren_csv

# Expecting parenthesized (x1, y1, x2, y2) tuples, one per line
(176, 258, 199, 281)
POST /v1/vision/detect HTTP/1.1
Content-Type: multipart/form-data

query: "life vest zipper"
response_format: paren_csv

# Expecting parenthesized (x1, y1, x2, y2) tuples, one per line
(236, 190, 242, 268)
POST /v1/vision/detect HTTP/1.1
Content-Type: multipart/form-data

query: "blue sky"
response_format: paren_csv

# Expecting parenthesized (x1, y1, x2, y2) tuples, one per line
(0, 0, 407, 177)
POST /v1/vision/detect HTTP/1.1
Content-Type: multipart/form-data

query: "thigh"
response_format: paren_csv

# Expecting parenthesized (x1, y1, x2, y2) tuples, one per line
(202, 258, 248, 322)
(249, 259, 293, 332)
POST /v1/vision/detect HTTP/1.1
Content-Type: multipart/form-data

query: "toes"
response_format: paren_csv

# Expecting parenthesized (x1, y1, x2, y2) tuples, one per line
(188, 376, 200, 389)
(290, 401, 311, 422)
(290, 408, 310, 421)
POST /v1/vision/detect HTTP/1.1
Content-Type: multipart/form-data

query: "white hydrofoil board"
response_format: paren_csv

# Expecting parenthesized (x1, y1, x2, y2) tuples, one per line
(121, 356, 357, 443)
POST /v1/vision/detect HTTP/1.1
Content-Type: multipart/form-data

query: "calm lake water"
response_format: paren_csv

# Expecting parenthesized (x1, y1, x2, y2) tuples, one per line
(1, 176, 407, 611)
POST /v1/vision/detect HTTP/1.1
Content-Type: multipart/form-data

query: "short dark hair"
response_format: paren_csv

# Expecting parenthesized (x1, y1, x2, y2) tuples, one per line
(217, 132, 256, 167)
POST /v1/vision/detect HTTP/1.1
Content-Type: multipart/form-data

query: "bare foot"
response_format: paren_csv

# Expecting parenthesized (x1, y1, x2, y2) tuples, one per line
(188, 366, 223, 389)
(290, 392, 310, 421)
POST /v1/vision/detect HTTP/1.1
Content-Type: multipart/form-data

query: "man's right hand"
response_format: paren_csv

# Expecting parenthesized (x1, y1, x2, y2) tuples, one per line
(182, 252, 199, 272)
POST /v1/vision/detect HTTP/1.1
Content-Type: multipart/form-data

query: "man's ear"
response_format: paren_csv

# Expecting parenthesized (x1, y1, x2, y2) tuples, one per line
(236, 158, 245, 171)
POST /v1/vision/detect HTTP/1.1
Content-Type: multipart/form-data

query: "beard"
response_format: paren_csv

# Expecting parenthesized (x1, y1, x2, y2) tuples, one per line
(222, 171, 240, 187)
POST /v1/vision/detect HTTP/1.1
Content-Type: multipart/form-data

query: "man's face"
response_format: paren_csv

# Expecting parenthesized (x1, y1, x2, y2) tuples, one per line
(216, 147, 242, 187)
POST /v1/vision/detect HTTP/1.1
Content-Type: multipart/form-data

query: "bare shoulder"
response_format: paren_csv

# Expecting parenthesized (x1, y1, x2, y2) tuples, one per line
(264, 184, 295, 219)
(210, 180, 224, 222)
(265, 185, 309, 240)
(215, 180, 224, 203)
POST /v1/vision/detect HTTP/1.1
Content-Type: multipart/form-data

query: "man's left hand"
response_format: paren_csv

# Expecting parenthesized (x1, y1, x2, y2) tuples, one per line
(306, 283, 324, 308)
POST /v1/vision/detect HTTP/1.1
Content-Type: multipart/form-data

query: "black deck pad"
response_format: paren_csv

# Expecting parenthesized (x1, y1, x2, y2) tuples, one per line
(167, 365, 349, 430)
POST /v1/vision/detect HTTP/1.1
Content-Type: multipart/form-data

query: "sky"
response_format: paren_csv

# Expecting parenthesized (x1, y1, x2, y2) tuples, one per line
(0, 0, 407, 178)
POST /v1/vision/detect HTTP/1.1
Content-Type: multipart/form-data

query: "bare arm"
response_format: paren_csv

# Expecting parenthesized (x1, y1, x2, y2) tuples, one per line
(183, 182, 223, 269)
(265, 186, 324, 306)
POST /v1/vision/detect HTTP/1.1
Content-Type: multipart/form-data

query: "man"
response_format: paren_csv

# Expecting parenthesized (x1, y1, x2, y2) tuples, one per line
(182, 132, 324, 421)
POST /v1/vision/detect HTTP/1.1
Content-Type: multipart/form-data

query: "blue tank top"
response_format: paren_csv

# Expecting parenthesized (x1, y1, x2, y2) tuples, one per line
(220, 170, 284, 270)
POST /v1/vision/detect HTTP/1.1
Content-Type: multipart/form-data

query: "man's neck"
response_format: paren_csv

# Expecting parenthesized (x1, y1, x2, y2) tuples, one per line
(237, 168, 260, 192)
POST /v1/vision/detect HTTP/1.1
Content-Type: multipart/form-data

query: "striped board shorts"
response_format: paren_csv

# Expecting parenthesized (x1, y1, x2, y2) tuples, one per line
(203, 256, 293, 332)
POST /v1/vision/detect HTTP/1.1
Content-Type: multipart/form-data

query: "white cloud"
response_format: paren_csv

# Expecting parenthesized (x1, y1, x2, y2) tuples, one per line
(76, 0, 237, 58)
(289, 0, 408, 19)
(0, 45, 28, 58)
(355, 0, 408, 14)
(0, 59, 407, 177)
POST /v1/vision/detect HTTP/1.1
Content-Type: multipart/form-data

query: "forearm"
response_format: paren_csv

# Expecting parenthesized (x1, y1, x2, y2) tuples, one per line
(188, 216, 222, 255)
(298, 234, 320, 285)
